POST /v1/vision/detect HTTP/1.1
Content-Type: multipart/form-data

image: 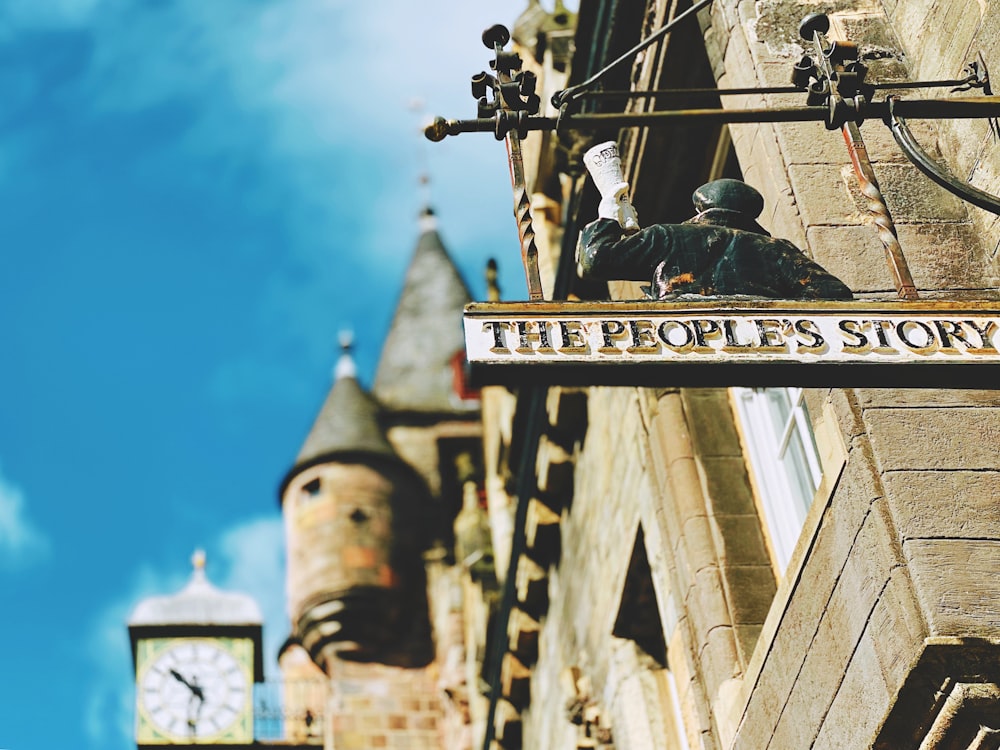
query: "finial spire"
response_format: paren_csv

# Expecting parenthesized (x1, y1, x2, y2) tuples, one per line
(335, 330, 357, 380)
(410, 98, 435, 211)
(419, 204, 438, 234)
(191, 549, 207, 582)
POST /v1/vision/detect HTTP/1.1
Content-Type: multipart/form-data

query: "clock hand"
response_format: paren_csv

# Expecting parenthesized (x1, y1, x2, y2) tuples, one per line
(170, 669, 206, 701)
(186, 676, 205, 737)
(170, 668, 193, 689)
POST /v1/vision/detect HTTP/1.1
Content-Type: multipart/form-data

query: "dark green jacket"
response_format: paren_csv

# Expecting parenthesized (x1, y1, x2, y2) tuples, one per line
(578, 213, 853, 300)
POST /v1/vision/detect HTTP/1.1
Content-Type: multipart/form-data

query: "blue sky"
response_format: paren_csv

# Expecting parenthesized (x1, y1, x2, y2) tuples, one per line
(0, 2, 557, 747)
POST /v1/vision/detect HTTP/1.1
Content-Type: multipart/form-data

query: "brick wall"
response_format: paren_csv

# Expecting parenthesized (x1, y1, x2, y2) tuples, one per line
(328, 660, 442, 750)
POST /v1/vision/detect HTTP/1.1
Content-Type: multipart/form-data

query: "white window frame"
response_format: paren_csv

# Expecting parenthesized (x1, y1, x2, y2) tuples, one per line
(731, 387, 823, 573)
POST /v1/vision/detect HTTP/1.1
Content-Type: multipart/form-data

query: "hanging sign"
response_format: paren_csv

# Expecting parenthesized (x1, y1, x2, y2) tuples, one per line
(463, 300, 1000, 387)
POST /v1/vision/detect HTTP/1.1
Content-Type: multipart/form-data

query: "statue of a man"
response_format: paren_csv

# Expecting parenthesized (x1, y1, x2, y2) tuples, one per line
(576, 143, 853, 300)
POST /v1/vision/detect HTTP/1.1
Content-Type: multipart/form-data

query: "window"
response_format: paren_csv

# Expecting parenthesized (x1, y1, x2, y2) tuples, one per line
(610, 527, 692, 750)
(300, 477, 322, 505)
(732, 387, 823, 573)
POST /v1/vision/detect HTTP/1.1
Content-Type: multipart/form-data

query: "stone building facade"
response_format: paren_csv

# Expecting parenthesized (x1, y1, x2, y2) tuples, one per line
(146, 2, 1000, 749)
(471, 1, 1000, 750)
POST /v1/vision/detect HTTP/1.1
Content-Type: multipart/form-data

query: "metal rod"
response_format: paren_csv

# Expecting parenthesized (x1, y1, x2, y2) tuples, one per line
(578, 78, 982, 100)
(426, 97, 1000, 140)
(890, 109, 1000, 215)
(552, 0, 715, 107)
(841, 121, 919, 300)
(506, 133, 544, 300)
(489, 43, 544, 301)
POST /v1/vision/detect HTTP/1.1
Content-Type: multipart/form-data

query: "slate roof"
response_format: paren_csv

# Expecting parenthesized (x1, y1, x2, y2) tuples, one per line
(373, 209, 476, 414)
(292, 347, 398, 471)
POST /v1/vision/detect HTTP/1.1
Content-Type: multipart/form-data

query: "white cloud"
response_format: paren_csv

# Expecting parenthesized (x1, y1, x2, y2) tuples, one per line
(0, 466, 49, 569)
(83, 515, 286, 748)
(84, 565, 187, 749)
(2, 0, 521, 255)
(215, 515, 288, 676)
(0, 0, 553, 390)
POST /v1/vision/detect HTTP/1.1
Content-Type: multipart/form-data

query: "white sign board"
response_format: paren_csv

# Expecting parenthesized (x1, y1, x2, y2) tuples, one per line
(463, 301, 1000, 387)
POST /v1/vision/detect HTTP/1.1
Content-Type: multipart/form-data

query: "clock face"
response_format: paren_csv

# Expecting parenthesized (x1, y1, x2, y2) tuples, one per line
(136, 638, 252, 744)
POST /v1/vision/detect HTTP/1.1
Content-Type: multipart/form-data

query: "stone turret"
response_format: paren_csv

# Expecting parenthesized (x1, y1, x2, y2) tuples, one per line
(280, 341, 434, 672)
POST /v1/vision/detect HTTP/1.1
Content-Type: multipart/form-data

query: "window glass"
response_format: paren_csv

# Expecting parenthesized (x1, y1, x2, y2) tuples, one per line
(732, 387, 822, 572)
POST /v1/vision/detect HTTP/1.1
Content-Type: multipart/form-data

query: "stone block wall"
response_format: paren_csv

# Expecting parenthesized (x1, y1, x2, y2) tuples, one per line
(328, 661, 442, 750)
(695, 1, 1000, 747)
(522, 384, 776, 750)
(500, 2, 1000, 749)
(705, 0, 998, 296)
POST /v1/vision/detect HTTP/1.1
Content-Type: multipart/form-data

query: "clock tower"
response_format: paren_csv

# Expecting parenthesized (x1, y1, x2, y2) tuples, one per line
(128, 551, 264, 747)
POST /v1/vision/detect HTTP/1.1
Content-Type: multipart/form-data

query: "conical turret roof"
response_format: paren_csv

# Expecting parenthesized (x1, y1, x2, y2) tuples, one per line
(281, 341, 399, 496)
(373, 209, 475, 414)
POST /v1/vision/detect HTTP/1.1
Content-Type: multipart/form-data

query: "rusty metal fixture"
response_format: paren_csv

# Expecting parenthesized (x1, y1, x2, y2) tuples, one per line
(426, 97, 1000, 139)
(842, 121, 917, 300)
(797, 12, 918, 300)
(426, 13, 1000, 307)
(889, 96, 1000, 215)
(426, 96, 1000, 140)
(426, 14, 1000, 219)
(580, 73, 992, 102)
(477, 24, 544, 301)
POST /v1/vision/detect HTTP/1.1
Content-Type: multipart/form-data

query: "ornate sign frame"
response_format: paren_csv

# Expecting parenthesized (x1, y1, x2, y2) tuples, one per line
(464, 300, 1000, 387)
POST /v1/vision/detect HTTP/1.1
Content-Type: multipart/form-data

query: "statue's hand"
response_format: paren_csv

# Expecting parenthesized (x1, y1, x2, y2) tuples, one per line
(598, 189, 640, 235)
(584, 140, 639, 234)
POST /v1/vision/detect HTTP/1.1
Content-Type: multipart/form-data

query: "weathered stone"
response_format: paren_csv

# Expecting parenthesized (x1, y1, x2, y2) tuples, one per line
(904, 538, 1000, 637)
(774, 117, 928, 167)
(900, 0, 984, 82)
(883, 470, 1000, 541)
(733, 623, 764, 668)
(686, 566, 733, 647)
(805, 224, 896, 293)
(682, 389, 744, 458)
(699, 457, 759, 517)
(732, 668, 785, 750)
(720, 564, 777, 625)
(681, 515, 722, 579)
(788, 163, 861, 228)
(896, 223, 990, 290)
(869, 162, 968, 223)
(665, 457, 710, 532)
(651, 392, 694, 462)
(863, 407, 1000, 471)
(811, 630, 892, 749)
(699, 624, 742, 702)
(868, 568, 928, 691)
(710, 515, 772, 569)
(857, 389, 1000, 409)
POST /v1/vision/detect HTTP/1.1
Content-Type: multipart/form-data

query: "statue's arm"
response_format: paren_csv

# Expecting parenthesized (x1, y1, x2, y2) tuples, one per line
(577, 219, 671, 281)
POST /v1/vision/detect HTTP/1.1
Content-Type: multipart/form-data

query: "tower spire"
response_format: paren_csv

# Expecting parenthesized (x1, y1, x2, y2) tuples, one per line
(373, 209, 475, 414)
(334, 330, 357, 380)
